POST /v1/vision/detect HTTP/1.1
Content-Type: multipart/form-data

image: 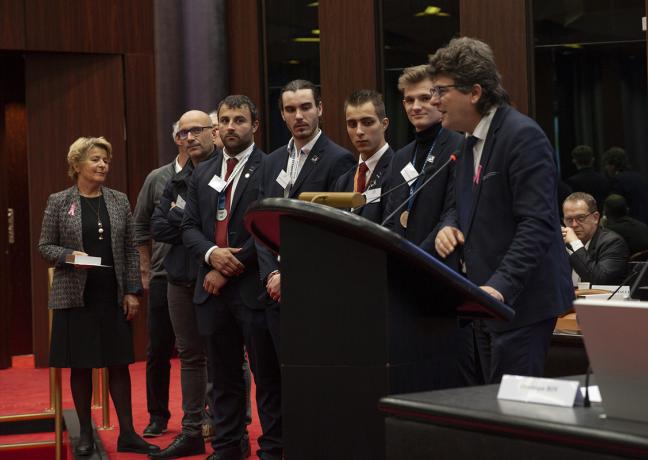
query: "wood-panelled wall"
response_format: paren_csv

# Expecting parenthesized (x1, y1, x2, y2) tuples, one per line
(0, 0, 157, 367)
(227, 1, 533, 150)
(460, 0, 531, 114)
(227, 1, 266, 151)
(319, 0, 381, 153)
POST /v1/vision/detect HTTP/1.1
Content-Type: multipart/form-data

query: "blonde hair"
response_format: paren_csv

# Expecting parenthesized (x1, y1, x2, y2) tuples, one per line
(67, 137, 113, 180)
(397, 65, 432, 93)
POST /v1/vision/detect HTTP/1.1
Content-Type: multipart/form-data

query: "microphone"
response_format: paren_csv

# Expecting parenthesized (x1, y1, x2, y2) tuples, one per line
(606, 261, 645, 300)
(380, 153, 458, 226)
(351, 154, 448, 215)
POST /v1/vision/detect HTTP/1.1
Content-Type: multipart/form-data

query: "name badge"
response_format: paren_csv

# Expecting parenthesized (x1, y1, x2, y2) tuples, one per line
(363, 188, 381, 203)
(208, 174, 227, 193)
(400, 162, 419, 185)
(175, 195, 186, 210)
(276, 169, 291, 189)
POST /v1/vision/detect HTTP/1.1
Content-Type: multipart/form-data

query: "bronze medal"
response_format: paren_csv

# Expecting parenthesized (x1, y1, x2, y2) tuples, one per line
(400, 210, 409, 228)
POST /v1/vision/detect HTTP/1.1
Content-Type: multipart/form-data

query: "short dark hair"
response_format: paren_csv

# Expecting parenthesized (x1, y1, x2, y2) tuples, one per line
(217, 95, 258, 122)
(278, 79, 321, 111)
(602, 146, 627, 171)
(428, 37, 510, 115)
(571, 145, 594, 168)
(564, 191, 598, 213)
(344, 89, 386, 120)
(604, 194, 628, 220)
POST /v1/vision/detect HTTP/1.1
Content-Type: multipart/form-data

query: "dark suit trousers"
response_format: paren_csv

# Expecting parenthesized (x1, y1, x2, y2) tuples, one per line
(474, 317, 557, 384)
(204, 287, 282, 460)
(146, 276, 175, 424)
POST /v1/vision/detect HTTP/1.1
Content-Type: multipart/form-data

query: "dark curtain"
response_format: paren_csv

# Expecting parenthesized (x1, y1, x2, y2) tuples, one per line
(155, 0, 229, 164)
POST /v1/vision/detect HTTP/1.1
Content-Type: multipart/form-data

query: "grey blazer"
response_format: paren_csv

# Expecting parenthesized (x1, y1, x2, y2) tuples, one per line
(38, 186, 141, 309)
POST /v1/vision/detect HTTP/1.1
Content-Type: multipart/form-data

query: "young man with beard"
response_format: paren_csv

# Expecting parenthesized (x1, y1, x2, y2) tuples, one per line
(182, 96, 281, 460)
(257, 79, 355, 353)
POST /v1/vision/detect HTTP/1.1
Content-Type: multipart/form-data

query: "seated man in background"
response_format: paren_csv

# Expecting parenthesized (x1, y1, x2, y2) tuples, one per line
(562, 192, 629, 286)
(565, 144, 609, 209)
(603, 194, 648, 256)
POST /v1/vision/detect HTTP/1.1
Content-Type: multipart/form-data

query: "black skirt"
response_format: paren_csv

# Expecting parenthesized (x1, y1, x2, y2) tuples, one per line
(49, 195, 134, 368)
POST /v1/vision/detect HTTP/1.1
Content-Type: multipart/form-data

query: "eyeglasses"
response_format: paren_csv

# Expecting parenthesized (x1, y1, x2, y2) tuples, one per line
(563, 212, 595, 226)
(430, 84, 460, 97)
(403, 94, 433, 105)
(176, 126, 212, 140)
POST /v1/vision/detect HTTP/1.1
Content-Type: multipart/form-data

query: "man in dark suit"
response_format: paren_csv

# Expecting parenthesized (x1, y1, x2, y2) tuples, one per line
(383, 64, 463, 250)
(258, 79, 355, 353)
(333, 89, 393, 223)
(430, 37, 573, 384)
(562, 192, 629, 285)
(182, 95, 281, 460)
(604, 194, 648, 255)
(565, 145, 609, 209)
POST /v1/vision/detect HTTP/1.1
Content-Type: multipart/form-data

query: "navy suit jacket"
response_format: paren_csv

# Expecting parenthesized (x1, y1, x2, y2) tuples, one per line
(570, 227, 628, 284)
(332, 147, 394, 224)
(182, 146, 266, 315)
(257, 132, 355, 280)
(438, 105, 573, 331)
(385, 127, 463, 250)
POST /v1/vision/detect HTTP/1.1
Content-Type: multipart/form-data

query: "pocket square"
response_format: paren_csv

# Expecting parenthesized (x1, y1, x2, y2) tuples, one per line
(482, 171, 500, 181)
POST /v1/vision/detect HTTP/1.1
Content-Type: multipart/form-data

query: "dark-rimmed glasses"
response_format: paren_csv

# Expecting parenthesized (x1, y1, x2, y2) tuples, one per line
(430, 85, 460, 97)
(177, 126, 212, 140)
(563, 212, 595, 226)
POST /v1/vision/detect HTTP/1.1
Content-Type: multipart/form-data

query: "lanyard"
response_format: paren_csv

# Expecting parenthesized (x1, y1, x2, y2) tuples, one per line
(407, 135, 439, 212)
(217, 151, 252, 210)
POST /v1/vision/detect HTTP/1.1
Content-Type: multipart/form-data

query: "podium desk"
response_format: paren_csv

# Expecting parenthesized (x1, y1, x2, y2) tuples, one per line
(380, 377, 648, 460)
(245, 198, 514, 460)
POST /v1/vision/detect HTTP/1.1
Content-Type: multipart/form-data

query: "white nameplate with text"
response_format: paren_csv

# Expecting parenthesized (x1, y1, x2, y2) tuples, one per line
(497, 374, 582, 407)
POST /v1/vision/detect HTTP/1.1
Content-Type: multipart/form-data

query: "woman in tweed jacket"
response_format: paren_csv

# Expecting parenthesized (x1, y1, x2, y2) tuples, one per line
(38, 137, 159, 456)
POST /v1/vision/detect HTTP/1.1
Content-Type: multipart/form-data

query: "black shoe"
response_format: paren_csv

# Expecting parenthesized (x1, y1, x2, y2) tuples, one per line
(205, 445, 243, 460)
(149, 433, 205, 459)
(143, 420, 168, 437)
(76, 431, 95, 456)
(117, 432, 161, 454)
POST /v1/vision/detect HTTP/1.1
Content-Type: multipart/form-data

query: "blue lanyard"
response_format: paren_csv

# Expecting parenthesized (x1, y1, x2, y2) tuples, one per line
(407, 133, 440, 212)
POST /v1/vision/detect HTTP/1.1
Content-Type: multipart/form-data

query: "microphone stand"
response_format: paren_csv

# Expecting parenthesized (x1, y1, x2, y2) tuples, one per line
(350, 160, 438, 214)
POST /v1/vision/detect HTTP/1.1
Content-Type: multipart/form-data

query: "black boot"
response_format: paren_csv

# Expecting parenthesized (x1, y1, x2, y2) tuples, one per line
(76, 430, 95, 456)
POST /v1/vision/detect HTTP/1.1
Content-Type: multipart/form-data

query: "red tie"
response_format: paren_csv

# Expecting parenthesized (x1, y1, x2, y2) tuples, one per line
(355, 162, 369, 193)
(215, 157, 239, 248)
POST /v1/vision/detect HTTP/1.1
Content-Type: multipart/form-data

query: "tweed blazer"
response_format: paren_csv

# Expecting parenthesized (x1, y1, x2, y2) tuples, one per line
(38, 185, 141, 309)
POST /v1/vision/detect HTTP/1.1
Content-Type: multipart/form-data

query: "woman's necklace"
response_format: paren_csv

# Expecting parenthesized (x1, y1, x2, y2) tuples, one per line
(82, 195, 104, 240)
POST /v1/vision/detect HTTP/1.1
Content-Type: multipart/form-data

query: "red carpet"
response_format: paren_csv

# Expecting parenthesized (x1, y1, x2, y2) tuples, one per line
(0, 355, 262, 459)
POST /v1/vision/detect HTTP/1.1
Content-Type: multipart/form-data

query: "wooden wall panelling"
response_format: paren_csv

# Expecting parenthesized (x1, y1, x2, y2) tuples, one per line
(0, 77, 10, 368)
(0, 0, 26, 50)
(460, 0, 531, 115)
(124, 53, 158, 360)
(25, 0, 123, 53)
(26, 54, 127, 367)
(318, 0, 380, 153)
(227, 1, 266, 151)
(122, 0, 154, 54)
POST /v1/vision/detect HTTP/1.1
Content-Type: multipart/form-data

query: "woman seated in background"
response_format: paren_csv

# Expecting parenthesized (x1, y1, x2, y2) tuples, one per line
(38, 136, 160, 456)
